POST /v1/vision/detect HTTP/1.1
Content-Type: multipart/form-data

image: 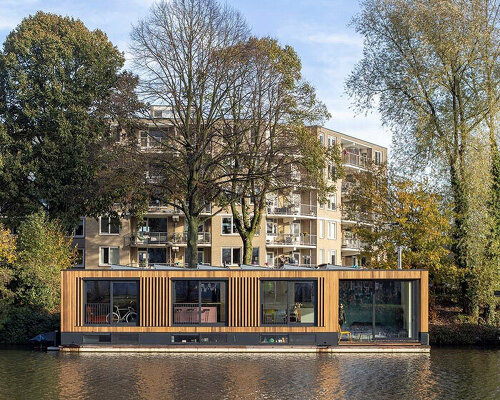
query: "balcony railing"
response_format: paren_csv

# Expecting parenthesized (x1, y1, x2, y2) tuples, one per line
(266, 204, 317, 217)
(85, 303, 111, 325)
(343, 152, 368, 168)
(342, 211, 374, 224)
(342, 237, 362, 249)
(129, 231, 211, 245)
(266, 234, 317, 246)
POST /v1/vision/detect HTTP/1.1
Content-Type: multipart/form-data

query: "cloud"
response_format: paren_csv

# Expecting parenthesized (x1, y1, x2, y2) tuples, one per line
(306, 32, 363, 46)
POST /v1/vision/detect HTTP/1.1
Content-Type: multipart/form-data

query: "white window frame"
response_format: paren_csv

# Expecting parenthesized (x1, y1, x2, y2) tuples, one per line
(221, 247, 242, 266)
(99, 246, 120, 266)
(221, 216, 238, 235)
(266, 251, 274, 267)
(99, 216, 120, 235)
(327, 222, 337, 239)
(327, 195, 336, 211)
(375, 150, 382, 165)
(319, 133, 324, 145)
(330, 249, 337, 265)
(74, 217, 85, 238)
(319, 249, 324, 264)
(319, 220, 325, 239)
(266, 219, 278, 237)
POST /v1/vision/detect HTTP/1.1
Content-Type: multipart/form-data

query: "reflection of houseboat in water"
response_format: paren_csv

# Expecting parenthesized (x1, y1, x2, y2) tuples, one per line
(60, 264, 429, 350)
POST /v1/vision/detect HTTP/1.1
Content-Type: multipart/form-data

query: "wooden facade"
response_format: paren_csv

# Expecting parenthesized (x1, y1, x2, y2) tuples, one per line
(61, 268, 428, 345)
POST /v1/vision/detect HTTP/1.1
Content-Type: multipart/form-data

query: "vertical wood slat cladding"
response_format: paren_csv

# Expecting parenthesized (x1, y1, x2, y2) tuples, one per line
(61, 269, 428, 334)
(140, 276, 169, 327)
(229, 276, 259, 327)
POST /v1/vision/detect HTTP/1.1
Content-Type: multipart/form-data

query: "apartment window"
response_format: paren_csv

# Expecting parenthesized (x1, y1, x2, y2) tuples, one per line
(139, 131, 148, 148)
(329, 250, 337, 265)
(252, 247, 259, 265)
(261, 280, 316, 325)
(221, 247, 241, 266)
(266, 219, 278, 236)
(100, 216, 120, 235)
(319, 220, 325, 239)
(74, 248, 84, 268)
(328, 222, 337, 239)
(100, 247, 119, 266)
(375, 151, 382, 165)
(327, 195, 336, 211)
(197, 250, 204, 264)
(172, 280, 227, 325)
(266, 252, 274, 266)
(327, 136, 335, 147)
(153, 109, 163, 118)
(84, 280, 138, 325)
(327, 164, 336, 180)
(319, 249, 324, 264)
(221, 217, 237, 235)
(74, 217, 85, 237)
(319, 134, 324, 145)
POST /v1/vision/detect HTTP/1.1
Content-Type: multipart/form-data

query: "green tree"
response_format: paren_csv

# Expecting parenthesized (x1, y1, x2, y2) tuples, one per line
(0, 12, 125, 228)
(13, 212, 76, 313)
(346, 0, 499, 315)
(0, 224, 16, 331)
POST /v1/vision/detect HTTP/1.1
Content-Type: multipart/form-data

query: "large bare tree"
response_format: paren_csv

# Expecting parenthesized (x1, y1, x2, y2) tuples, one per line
(130, 0, 249, 267)
(222, 37, 340, 264)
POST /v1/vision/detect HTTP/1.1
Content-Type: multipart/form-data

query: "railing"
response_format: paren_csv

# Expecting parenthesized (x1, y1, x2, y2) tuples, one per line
(343, 151, 368, 168)
(266, 203, 317, 217)
(129, 231, 211, 245)
(266, 234, 317, 246)
(85, 303, 111, 325)
(342, 237, 362, 249)
(342, 211, 374, 223)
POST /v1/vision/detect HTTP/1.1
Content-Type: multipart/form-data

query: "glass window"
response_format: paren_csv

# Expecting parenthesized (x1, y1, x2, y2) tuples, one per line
(84, 280, 138, 325)
(172, 280, 227, 325)
(339, 280, 418, 341)
(221, 217, 236, 234)
(266, 220, 278, 236)
(74, 218, 84, 237)
(222, 248, 232, 265)
(262, 280, 316, 325)
(100, 247, 119, 265)
(222, 247, 241, 265)
(74, 248, 84, 268)
(252, 247, 259, 265)
(100, 217, 120, 234)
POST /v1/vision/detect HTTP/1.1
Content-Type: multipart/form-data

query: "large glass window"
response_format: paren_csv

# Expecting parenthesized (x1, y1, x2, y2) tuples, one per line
(84, 280, 138, 325)
(100, 247, 119, 266)
(172, 280, 227, 325)
(339, 280, 418, 341)
(100, 216, 120, 235)
(262, 280, 316, 325)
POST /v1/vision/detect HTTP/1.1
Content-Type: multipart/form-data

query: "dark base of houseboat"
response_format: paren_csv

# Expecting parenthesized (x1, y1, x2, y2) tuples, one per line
(61, 332, 430, 347)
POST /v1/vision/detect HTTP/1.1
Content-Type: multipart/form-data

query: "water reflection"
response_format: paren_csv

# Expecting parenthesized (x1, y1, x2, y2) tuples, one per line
(0, 348, 498, 400)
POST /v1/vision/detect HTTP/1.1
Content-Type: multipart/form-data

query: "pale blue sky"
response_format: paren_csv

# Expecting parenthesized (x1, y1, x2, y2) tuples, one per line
(0, 0, 390, 150)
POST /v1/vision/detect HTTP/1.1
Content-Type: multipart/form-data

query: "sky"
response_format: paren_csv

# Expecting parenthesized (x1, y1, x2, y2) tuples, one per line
(0, 0, 391, 150)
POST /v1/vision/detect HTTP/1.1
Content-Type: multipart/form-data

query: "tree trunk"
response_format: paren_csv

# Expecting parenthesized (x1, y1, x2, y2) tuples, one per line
(186, 216, 200, 268)
(242, 233, 254, 265)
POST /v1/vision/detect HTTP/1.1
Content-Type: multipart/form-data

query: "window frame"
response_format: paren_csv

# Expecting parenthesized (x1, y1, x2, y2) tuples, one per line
(99, 216, 120, 235)
(75, 248, 85, 268)
(83, 279, 139, 327)
(221, 216, 238, 235)
(260, 279, 317, 327)
(99, 246, 120, 266)
(74, 217, 85, 238)
(221, 247, 242, 266)
(171, 279, 228, 326)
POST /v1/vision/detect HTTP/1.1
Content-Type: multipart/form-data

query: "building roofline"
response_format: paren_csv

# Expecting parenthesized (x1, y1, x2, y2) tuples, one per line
(308, 125, 388, 151)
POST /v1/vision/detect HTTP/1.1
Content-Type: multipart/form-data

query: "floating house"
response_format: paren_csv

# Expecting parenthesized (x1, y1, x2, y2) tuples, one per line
(60, 265, 429, 349)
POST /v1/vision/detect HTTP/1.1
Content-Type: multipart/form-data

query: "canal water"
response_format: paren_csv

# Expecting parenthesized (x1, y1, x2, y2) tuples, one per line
(0, 348, 498, 399)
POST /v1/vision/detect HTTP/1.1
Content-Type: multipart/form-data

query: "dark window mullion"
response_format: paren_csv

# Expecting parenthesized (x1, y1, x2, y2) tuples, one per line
(110, 281, 114, 326)
(198, 281, 202, 324)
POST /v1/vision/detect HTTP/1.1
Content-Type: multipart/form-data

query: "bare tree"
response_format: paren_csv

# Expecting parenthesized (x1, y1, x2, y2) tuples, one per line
(130, 0, 249, 267)
(222, 37, 339, 264)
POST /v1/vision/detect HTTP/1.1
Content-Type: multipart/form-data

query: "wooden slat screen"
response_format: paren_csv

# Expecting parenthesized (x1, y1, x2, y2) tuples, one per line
(229, 277, 259, 327)
(318, 277, 325, 327)
(140, 276, 169, 327)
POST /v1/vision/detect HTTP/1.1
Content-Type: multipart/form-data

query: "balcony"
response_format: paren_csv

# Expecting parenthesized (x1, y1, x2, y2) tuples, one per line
(266, 204, 317, 218)
(266, 234, 317, 247)
(128, 231, 211, 246)
(147, 203, 211, 215)
(343, 151, 368, 169)
(341, 211, 374, 225)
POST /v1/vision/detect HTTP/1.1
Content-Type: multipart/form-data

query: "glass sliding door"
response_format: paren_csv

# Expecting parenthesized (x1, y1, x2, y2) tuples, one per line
(339, 280, 418, 341)
(262, 280, 316, 325)
(172, 280, 227, 325)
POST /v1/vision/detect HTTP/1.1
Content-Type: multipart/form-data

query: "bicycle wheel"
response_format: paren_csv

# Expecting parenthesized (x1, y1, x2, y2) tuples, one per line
(106, 312, 120, 323)
(126, 312, 137, 323)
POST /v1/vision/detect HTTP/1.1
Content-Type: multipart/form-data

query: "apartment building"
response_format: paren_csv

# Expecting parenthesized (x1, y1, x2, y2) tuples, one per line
(72, 112, 387, 269)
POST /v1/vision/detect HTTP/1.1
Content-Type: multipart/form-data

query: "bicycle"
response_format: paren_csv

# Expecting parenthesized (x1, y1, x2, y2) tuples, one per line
(106, 306, 137, 323)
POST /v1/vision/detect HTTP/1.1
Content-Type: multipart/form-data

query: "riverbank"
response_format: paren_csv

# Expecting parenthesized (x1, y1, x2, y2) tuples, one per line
(430, 323, 500, 346)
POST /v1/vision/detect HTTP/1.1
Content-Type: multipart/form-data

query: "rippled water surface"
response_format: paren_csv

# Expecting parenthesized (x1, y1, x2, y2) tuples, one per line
(0, 348, 498, 399)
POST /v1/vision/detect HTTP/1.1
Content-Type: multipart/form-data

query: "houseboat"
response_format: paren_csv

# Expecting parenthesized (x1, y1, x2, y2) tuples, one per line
(60, 265, 429, 350)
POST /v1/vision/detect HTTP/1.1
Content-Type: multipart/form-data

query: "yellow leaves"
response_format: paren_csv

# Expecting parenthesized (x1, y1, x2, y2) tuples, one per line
(0, 225, 16, 265)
